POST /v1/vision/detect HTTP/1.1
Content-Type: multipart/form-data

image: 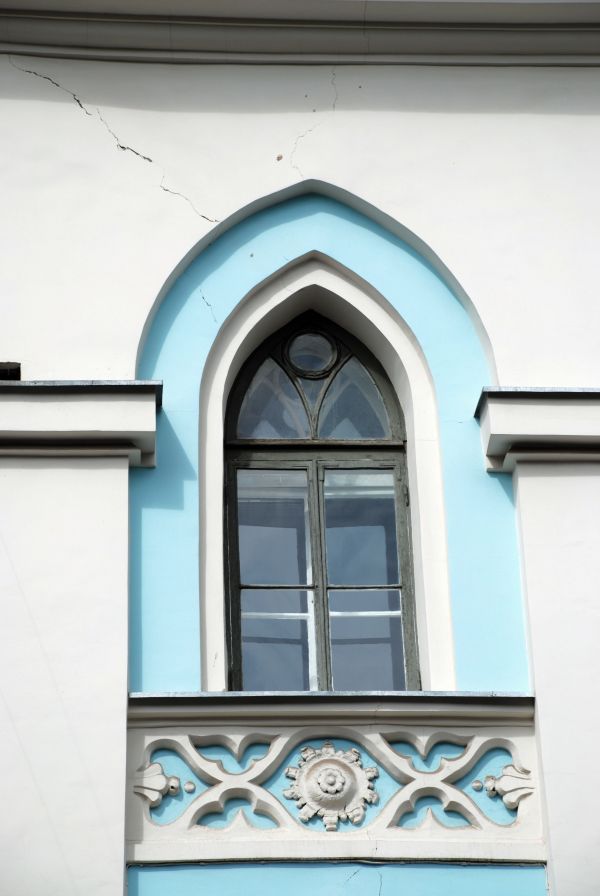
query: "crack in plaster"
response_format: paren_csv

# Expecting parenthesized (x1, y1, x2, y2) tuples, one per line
(290, 122, 322, 178)
(9, 56, 219, 225)
(199, 289, 217, 323)
(290, 68, 338, 180)
(95, 107, 153, 162)
(330, 67, 339, 111)
(159, 175, 219, 224)
(9, 56, 92, 116)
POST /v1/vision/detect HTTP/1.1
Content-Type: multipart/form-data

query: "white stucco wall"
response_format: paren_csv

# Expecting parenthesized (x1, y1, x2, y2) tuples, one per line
(1, 54, 600, 895)
(0, 458, 129, 896)
(516, 463, 600, 896)
(1, 57, 600, 386)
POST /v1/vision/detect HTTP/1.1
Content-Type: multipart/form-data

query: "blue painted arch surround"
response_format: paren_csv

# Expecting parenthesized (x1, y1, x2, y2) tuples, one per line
(130, 191, 529, 694)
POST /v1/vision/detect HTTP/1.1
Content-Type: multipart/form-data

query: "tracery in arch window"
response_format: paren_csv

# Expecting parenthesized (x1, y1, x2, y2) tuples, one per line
(225, 313, 420, 692)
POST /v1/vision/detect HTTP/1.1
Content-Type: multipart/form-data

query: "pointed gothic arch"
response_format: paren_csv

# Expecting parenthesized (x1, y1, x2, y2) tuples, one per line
(130, 188, 528, 696)
(199, 258, 454, 691)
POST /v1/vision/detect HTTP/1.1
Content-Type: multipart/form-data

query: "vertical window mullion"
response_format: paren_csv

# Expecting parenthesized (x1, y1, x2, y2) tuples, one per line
(315, 459, 333, 689)
(308, 458, 330, 690)
(393, 452, 421, 690)
(225, 459, 243, 690)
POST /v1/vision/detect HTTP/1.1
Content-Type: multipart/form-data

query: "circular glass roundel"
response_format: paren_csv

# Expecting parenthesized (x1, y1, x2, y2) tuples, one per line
(287, 332, 336, 377)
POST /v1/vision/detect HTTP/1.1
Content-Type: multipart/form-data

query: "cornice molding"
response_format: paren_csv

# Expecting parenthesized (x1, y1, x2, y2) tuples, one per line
(476, 387, 600, 471)
(0, 379, 161, 466)
(2, 2, 600, 64)
(128, 692, 535, 726)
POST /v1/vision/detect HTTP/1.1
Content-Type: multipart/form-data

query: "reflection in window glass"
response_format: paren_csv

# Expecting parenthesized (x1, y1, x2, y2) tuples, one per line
(237, 358, 310, 439)
(288, 332, 335, 375)
(329, 607, 405, 691)
(324, 470, 399, 585)
(228, 317, 415, 692)
(298, 376, 324, 411)
(242, 616, 309, 690)
(318, 358, 391, 439)
(242, 589, 308, 614)
(329, 589, 400, 613)
(237, 470, 312, 585)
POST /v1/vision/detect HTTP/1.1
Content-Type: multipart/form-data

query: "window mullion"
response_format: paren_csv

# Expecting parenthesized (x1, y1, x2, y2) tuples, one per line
(308, 458, 330, 690)
(225, 459, 243, 690)
(315, 459, 333, 690)
(393, 452, 421, 690)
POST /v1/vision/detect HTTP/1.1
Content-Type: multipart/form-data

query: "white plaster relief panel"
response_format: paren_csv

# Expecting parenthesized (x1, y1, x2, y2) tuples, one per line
(126, 702, 543, 863)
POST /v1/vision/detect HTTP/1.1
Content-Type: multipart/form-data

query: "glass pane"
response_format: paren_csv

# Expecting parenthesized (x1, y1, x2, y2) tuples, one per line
(329, 614, 405, 690)
(318, 357, 391, 439)
(298, 376, 324, 411)
(324, 470, 399, 585)
(237, 470, 312, 585)
(329, 589, 401, 614)
(288, 333, 335, 375)
(237, 358, 310, 439)
(242, 617, 309, 690)
(242, 589, 308, 614)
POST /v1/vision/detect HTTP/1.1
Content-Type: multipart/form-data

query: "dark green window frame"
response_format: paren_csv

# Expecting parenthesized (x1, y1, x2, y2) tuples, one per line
(224, 313, 420, 692)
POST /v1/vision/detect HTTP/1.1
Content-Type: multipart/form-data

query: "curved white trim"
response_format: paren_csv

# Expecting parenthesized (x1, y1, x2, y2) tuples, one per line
(137, 180, 497, 385)
(199, 254, 456, 692)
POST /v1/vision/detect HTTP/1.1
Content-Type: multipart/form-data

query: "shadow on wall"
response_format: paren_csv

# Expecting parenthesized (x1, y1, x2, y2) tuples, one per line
(129, 411, 196, 690)
(2, 55, 600, 116)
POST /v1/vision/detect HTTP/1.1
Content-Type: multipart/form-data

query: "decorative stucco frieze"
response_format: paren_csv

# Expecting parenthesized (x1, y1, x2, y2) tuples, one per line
(283, 742, 378, 830)
(125, 699, 543, 864)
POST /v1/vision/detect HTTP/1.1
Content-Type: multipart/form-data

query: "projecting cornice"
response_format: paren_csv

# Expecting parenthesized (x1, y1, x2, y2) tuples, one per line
(476, 387, 600, 471)
(0, 380, 161, 466)
(1, 1, 600, 64)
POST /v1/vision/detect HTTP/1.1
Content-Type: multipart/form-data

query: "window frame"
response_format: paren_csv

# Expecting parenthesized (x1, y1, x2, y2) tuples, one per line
(224, 313, 421, 693)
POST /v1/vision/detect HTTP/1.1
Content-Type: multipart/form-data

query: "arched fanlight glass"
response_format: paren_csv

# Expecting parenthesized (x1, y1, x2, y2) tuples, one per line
(237, 358, 310, 439)
(226, 313, 417, 694)
(287, 332, 337, 377)
(232, 319, 401, 442)
(318, 358, 391, 439)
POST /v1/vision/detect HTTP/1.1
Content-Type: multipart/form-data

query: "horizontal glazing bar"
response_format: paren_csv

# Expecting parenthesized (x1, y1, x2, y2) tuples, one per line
(329, 611, 403, 618)
(241, 584, 315, 590)
(325, 584, 402, 590)
(242, 612, 310, 620)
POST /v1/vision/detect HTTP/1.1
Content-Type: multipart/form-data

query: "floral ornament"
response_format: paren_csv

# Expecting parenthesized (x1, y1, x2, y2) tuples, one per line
(133, 761, 180, 808)
(472, 764, 534, 810)
(283, 741, 379, 831)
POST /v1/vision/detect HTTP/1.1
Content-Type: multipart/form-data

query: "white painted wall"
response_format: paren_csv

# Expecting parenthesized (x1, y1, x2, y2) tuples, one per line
(1, 57, 600, 387)
(516, 463, 600, 896)
(2, 53, 600, 893)
(0, 458, 129, 896)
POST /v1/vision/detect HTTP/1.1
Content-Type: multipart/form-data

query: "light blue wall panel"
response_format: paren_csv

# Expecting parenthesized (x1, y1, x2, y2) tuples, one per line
(131, 194, 529, 693)
(128, 862, 547, 896)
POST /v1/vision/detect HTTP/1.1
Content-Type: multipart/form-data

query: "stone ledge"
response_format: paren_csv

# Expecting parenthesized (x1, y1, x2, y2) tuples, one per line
(476, 387, 600, 471)
(0, 380, 161, 466)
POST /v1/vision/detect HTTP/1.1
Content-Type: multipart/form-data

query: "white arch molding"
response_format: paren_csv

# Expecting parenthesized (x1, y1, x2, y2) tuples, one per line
(199, 255, 456, 692)
(137, 180, 497, 385)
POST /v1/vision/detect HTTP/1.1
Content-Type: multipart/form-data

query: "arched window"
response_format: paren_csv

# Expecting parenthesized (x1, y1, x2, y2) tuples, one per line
(225, 313, 420, 692)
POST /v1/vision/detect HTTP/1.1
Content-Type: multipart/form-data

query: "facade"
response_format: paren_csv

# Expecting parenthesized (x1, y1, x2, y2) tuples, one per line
(1, 3, 600, 894)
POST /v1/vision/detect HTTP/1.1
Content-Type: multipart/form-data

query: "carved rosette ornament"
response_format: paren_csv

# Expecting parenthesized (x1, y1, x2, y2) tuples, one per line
(283, 742, 379, 831)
